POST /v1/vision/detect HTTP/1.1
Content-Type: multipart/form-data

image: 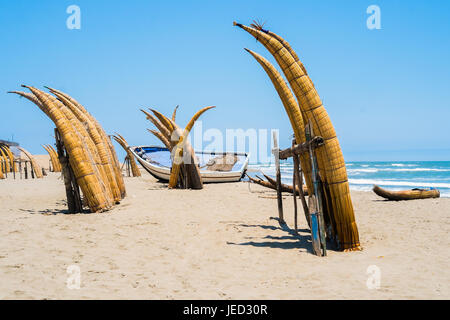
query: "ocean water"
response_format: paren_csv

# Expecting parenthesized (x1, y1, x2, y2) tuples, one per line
(247, 161, 450, 198)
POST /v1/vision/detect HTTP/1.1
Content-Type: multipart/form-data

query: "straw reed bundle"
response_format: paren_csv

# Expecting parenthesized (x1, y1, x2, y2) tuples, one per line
(2, 145, 17, 172)
(43, 144, 61, 172)
(112, 133, 141, 177)
(373, 185, 440, 201)
(10, 86, 126, 212)
(165, 106, 214, 188)
(45, 87, 126, 200)
(142, 107, 212, 189)
(0, 152, 6, 177)
(50, 91, 122, 203)
(47, 145, 61, 172)
(172, 105, 179, 121)
(17, 146, 43, 178)
(146, 107, 213, 189)
(0, 159, 4, 178)
(52, 93, 115, 206)
(147, 129, 171, 149)
(23, 86, 113, 211)
(0, 147, 11, 173)
(235, 22, 360, 250)
(244, 48, 313, 195)
(141, 109, 172, 144)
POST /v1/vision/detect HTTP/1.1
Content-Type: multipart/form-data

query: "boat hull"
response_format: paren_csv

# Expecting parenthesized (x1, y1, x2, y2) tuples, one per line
(373, 185, 440, 201)
(129, 146, 249, 183)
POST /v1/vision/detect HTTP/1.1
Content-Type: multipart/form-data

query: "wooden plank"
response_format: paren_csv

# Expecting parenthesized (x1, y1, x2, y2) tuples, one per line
(279, 136, 324, 160)
(272, 131, 284, 223)
(292, 140, 298, 233)
(306, 121, 327, 256)
(294, 155, 310, 228)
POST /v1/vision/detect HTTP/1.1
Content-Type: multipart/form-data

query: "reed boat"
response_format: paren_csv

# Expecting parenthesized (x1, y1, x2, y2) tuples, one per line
(373, 185, 440, 201)
(130, 146, 250, 183)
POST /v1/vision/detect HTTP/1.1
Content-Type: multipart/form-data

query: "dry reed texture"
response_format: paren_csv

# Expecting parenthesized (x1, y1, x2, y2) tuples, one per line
(142, 107, 210, 189)
(51, 91, 121, 203)
(17, 147, 43, 179)
(147, 129, 171, 149)
(235, 22, 360, 250)
(244, 48, 313, 194)
(47, 145, 61, 172)
(45, 87, 126, 200)
(166, 106, 215, 188)
(0, 147, 11, 173)
(112, 134, 141, 177)
(3, 146, 17, 172)
(373, 185, 440, 201)
(43, 145, 61, 172)
(10, 86, 125, 212)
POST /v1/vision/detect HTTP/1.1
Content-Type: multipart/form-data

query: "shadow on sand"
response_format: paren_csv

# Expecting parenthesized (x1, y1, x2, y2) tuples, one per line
(227, 217, 314, 253)
(20, 200, 90, 215)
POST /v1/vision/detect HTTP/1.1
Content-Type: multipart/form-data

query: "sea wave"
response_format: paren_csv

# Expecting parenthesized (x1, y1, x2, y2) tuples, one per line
(391, 163, 418, 167)
(347, 168, 450, 173)
(348, 178, 450, 189)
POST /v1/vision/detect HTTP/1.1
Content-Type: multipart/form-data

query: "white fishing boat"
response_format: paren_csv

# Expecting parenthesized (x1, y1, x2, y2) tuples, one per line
(129, 146, 250, 183)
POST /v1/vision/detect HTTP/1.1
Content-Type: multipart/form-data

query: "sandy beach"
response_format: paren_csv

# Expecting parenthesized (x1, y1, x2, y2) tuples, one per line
(0, 163, 449, 300)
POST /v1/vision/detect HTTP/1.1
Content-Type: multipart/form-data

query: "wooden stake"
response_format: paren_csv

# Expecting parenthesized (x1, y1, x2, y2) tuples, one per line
(292, 140, 298, 233)
(55, 128, 83, 213)
(272, 131, 284, 223)
(30, 162, 35, 179)
(294, 152, 310, 229)
(306, 121, 327, 256)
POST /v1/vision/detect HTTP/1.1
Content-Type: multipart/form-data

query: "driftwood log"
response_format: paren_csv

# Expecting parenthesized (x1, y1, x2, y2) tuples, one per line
(246, 174, 308, 195)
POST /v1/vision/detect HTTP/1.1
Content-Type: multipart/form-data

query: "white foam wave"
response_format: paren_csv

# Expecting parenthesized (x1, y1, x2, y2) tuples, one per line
(393, 168, 450, 172)
(391, 163, 418, 167)
(348, 168, 379, 173)
(348, 167, 450, 173)
(348, 179, 450, 189)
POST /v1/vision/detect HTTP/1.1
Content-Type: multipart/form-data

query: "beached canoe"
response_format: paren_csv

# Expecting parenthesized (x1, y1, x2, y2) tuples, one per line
(373, 185, 440, 201)
(130, 146, 250, 183)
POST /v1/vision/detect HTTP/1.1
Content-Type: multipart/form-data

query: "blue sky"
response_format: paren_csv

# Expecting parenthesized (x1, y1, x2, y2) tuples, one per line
(0, 0, 449, 162)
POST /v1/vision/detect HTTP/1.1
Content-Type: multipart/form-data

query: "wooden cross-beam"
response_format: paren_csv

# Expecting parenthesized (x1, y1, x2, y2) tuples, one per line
(278, 136, 324, 160)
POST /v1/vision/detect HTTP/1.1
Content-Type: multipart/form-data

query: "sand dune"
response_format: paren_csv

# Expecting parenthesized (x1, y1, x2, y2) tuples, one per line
(0, 170, 449, 299)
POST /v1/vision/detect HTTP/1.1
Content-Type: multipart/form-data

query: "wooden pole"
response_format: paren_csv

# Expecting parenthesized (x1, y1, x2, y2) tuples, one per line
(24, 162, 28, 179)
(30, 162, 35, 179)
(19, 160, 22, 179)
(272, 131, 284, 223)
(1, 160, 5, 178)
(292, 140, 298, 233)
(126, 156, 131, 177)
(55, 128, 83, 213)
(295, 163, 310, 228)
(306, 121, 327, 256)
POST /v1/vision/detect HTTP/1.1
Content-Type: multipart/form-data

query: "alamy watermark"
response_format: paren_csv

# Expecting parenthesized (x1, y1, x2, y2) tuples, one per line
(166, 121, 279, 165)
(366, 265, 381, 289)
(66, 264, 81, 289)
(366, 5, 381, 30)
(66, 5, 81, 30)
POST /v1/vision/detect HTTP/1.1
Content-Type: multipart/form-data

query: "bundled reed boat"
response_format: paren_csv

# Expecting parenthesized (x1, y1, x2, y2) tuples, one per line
(234, 21, 361, 250)
(130, 146, 249, 183)
(373, 185, 440, 201)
